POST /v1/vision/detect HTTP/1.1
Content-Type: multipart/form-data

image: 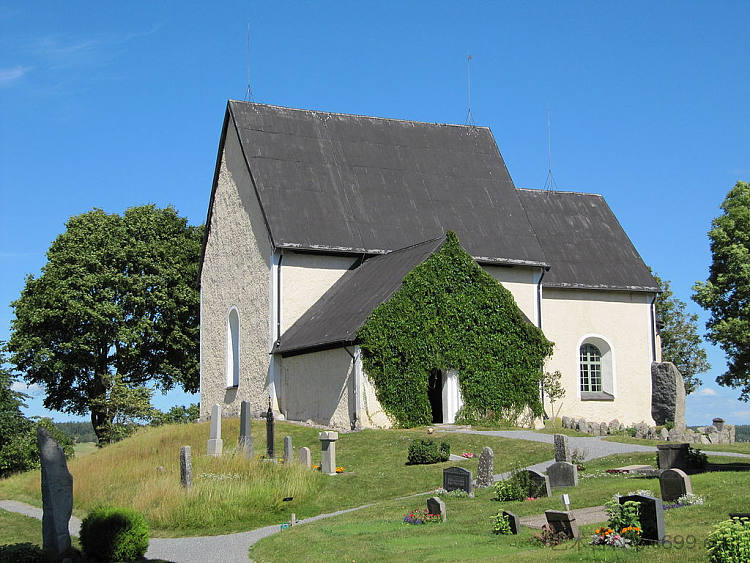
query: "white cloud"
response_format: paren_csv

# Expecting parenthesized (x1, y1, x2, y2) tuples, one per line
(11, 380, 44, 396)
(0, 65, 32, 86)
(698, 388, 718, 396)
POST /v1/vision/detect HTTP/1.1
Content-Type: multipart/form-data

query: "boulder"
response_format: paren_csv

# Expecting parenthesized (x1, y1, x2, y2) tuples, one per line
(600, 422, 609, 435)
(659, 427, 669, 440)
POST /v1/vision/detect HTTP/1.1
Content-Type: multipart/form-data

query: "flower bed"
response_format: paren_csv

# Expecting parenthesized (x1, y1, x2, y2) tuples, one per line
(403, 508, 442, 525)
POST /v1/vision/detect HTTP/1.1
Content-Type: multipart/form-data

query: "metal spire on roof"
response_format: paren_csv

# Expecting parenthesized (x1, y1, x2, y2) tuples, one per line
(245, 23, 254, 102)
(543, 109, 558, 191)
(465, 54, 475, 126)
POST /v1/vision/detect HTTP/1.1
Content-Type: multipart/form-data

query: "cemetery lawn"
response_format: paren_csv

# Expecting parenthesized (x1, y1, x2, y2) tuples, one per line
(0, 508, 44, 545)
(250, 452, 750, 562)
(0, 421, 552, 538)
(602, 436, 750, 454)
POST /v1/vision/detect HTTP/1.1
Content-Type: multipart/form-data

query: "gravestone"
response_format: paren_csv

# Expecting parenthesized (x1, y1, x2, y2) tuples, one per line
(520, 469, 551, 498)
(443, 466, 473, 495)
(426, 497, 446, 522)
(544, 510, 580, 539)
(476, 446, 495, 488)
(553, 434, 570, 463)
(319, 431, 339, 475)
(618, 494, 665, 544)
(266, 403, 275, 458)
(659, 468, 692, 502)
(37, 427, 73, 557)
(179, 446, 192, 488)
(547, 461, 578, 489)
(207, 403, 223, 456)
(283, 436, 293, 464)
(651, 362, 687, 430)
(657, 443, 689, 470)
(502, 510, 521, 534)
(298, 446, 311, 467)
(238, 401, 253, 458)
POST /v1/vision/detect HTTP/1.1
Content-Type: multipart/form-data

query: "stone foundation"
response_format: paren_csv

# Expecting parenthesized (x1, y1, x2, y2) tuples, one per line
(559, 416, 735, 444)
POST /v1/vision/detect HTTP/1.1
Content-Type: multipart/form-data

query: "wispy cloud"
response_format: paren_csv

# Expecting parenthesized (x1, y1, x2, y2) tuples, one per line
(0, 65, 32, 86)
(697, 388, 718, 396)
(11, 380, 44, 397)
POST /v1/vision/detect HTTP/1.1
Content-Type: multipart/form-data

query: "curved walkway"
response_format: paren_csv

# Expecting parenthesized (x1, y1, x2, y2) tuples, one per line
(3, 431, 747, 562)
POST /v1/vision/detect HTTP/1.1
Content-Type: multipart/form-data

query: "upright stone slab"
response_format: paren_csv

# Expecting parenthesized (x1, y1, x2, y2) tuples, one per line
(544, 510, 580, 539)
(651, 362, 687, 430)
(266, 403, 275, 459)
(180, 446, 193, 488)
(319, 431, 339, 475)
(659, 468, 692, 502)
(553, 434, 570, 463)
(298, 446, 311, 467)
(37, 427, 73, 556)
(283, 435, 293, 464)
(426, 497, 446, 522)
(238, 401, 253, 458)
(547, 461, 578, 489)
(206, 403, 223, 456)
(618, 494, 665, 544)
(502, 511, 521, 534)
(476, 446, 495, 488)
(657, 443, 689, 470)
(521, 469, 551, 498)
(443, 466, 473, 495)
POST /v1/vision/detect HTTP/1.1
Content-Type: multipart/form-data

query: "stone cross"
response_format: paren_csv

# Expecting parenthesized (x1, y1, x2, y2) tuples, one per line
(238, 401, 253, 458)
(319, 431, 339, 475)
(207, 403, 223, 456)
(544, 510, 580, 539)
(284, 436, 294, 464)
(426, 497, 446, 522)
(180, 446, 192, 488)
(266, 402, 275, 459)
(476, 446, 495, 488)
(37, 427, 73, 557)
(298, 446, 312, 468)
(547, 461, 578, 490)
(554, 434, 571, 463)
(659, 468, 692, 502)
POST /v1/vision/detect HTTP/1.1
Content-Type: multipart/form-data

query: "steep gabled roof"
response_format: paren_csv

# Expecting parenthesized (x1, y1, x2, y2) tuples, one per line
(224, 101, 547, 266)
(517, 189, 660, 292)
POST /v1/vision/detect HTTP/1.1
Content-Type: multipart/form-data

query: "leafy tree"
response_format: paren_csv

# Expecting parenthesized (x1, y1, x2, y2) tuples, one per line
(651, 272, 710, 394)
(0, 342, 34, 475)
(150, 403, 200, 426)
(693, 181, 750, 400)
(542, 370, 565, 427)
(7, 205, 203, 441)
(90, 374, 155, 445)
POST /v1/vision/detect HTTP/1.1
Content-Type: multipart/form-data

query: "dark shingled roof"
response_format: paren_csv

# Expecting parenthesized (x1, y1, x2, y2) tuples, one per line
(275, 236, 446, 356)
(517, 189, 659, 291)
(227, 101, 546, 266)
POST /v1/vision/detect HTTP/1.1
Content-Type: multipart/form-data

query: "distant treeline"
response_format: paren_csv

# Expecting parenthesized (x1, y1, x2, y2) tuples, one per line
(736, 425, 750, 442)
(54, 421, 97, 443)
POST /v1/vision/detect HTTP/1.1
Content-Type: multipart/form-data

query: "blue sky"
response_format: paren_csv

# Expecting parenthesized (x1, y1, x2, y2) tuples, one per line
(1, 1, 748, 426)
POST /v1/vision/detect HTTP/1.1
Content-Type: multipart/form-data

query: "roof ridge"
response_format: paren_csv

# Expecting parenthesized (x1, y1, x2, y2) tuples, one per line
(517, 187, 604, 198)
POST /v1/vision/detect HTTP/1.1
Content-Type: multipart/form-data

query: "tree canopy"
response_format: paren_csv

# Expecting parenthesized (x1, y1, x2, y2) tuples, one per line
(7, 205, 203, 439)
(693, 181, 750, 400)
(651, 271, 710, 394)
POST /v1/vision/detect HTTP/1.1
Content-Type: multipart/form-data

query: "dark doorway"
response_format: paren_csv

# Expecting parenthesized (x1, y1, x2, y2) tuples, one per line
(428, 369, 443, 423)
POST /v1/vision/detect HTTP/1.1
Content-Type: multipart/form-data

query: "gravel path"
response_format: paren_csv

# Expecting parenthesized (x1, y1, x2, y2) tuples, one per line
(3, 431, 747, 562)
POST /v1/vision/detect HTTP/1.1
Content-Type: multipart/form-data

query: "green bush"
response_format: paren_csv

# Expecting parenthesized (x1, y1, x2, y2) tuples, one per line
(406, 439, 450, 465)
(0, 543, 48, 563)
(687, 446, 708, 470)
(706, 517, 750, 563)
(80, 506, 149, 562)
(492, 467, 536, 501)
(491, 512, 513, 535)
(0, 418, 74, 478)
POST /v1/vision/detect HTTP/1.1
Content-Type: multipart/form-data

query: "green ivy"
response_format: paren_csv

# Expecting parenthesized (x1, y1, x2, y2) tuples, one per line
(357, 232, 553, 427)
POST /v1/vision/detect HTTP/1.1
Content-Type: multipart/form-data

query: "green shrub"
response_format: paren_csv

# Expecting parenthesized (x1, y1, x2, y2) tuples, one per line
(0, 418, 74, 478)
(0, 543, 48, 563)
(491, 512, 513, 535)
(406, 439, 449, 465)
(80, 506, 149, 562)
(687, 446, 708, 470)
(492, 467, 536, 501)
(604, 497, 641, 536)
(706, 517, 750, 563)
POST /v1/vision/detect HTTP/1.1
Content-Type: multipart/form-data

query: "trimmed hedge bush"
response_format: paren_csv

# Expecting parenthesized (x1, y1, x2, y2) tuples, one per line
(80, 506, 149, 562)
(0, 543, 48, 563)
(706, 517, 750, 563)
(407, 439, 450, 465)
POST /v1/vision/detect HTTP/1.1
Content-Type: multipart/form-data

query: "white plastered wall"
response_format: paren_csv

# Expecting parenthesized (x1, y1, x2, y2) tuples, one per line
(200, 122, 274, 420)
(481, 265, 538, 322)
(541, 288, 656, 425)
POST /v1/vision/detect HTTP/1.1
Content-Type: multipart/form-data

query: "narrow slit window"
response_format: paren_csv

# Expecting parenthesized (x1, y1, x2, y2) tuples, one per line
(227, 308, 240, 387)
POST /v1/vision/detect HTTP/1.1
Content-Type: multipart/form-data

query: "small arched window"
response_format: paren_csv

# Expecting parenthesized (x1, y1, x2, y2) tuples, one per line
(226, 308, 240, 388)
(579, 343, 602, 393)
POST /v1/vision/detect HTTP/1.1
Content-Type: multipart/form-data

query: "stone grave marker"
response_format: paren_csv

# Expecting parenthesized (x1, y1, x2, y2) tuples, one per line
(180, 446, 192, 488)
(547, 461, 578, 489)
(298, 446, 311, 468)
(554, 434, 571, 463)
(502, 511, 521, 534)
(207, 403, 223, 456)
(659, 468, 692, 502)
(443, 466, 473, 495)
(238, 401, 253, 458)
(618, 494, 665, 544)
(476, 446, 494, 488)
(319, 431, 339, 475)
(37, 427, 73, 557)
(657, 443, 689, 470)
(427, 497, 446, 522)
(266, 402, 275, 459)
(283, 436, 293, 464)
(521, 469, 551, 498)
(544, 510, 580, 539)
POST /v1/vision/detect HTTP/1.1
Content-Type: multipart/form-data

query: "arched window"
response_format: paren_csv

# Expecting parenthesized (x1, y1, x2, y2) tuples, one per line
(579, 343, 602, 393)
(226, 307, 240, 388)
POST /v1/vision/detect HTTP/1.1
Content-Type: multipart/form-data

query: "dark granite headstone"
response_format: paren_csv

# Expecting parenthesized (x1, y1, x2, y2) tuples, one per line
(657, 443, 689, 470)
(427, 497, 446, 522)
(443, 466, 473, 495)
(659, 468, 691, 502)
(37, 427, 73, 557)
(266, 402, 275, 459)
(520, 469, 551, 498)
(544, 510, 580, 539)
(618, 494, 665, 544)
(238, 401, 253, 457)
(502, 510, 521, 534)
(547, 461, 578, 489)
